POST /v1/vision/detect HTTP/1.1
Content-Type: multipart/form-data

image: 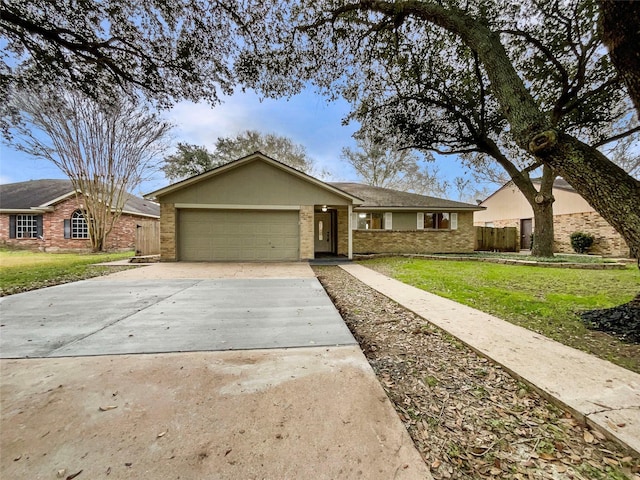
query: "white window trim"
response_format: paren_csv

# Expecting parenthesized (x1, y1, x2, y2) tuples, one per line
(351, 212, 359, 231)
(71, 210, 89, 239)
(416, 212, 424, 230)
(16, 214, 38, 239)
(384, 212, 392, 230)
(451, 212, 458, 230)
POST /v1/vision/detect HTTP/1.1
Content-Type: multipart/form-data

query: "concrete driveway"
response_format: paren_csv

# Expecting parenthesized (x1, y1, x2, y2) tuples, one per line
(0, 263, 355, 358)
(0, 262, 432, 479)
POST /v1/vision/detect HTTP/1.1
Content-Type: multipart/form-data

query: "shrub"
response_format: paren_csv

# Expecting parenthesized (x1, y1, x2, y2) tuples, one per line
(570, 232, 594, 254)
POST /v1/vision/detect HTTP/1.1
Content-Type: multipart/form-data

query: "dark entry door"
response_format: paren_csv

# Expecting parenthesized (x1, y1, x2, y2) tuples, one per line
(520, 219, 533, 250)
(315, 212, 334, 253)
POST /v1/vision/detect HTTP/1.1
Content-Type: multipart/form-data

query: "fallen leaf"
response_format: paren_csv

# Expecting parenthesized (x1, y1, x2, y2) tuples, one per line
(99, 405, 117, 412)
(13, 454, 21, 461)
(57, 469, 66, 478)
(66, 470, 83, 480)
(431, 459, 441, 469)
(603, 457, 619, 466)
(606, 420, 619, 431)
(583, 430, 594, 443)
(157, 431, 167, 438)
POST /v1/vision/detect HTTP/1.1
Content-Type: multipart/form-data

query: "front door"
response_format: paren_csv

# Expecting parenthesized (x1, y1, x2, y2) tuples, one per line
(315, 212, 334, 253)
(520, 218, 533, 250)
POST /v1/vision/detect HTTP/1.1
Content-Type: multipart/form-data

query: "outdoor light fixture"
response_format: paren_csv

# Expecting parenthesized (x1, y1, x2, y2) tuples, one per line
(321, 205, 327, 212)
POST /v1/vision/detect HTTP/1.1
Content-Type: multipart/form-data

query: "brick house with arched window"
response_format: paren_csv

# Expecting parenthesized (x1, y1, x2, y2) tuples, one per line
(0, 179, 159, 252)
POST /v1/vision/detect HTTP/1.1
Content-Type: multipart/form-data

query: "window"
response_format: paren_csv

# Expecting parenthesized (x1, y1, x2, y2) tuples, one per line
(15, 214, 39, 238)
(357, 212, 385, 229)
(424, 213, 457, 230)
(71, 210, 89, 239)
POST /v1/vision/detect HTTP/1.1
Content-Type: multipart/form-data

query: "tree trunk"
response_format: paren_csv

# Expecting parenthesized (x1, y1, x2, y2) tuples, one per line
(484, 142, 556, 257)
(534, 133, 640, 258)
(599, 0, 640, 117)
(531, 200, 555, 257)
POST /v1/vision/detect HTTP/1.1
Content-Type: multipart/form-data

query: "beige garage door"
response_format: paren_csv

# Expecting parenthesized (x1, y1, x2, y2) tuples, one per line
(178, 209, 300, 261)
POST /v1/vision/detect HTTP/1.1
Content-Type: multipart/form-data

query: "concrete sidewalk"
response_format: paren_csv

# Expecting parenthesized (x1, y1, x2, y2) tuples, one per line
(341, 264, 640, 456)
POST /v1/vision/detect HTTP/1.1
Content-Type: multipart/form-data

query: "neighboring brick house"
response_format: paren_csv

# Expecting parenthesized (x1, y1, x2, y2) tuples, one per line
(0, 179, 160, 252)
(474, 178, 632, 257)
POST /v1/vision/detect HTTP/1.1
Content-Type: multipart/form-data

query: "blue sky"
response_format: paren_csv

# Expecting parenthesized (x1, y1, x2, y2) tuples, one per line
(0, 87, 474, 198)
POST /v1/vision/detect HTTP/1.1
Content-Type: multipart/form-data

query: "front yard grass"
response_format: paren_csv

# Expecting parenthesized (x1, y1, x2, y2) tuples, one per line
(0, 248, 134, 296)
(362, 257, 640, 373)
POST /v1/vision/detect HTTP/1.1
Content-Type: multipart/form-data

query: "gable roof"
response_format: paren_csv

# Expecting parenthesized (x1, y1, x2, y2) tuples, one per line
(480, 177, 576, 205)
(145, 151, 364, 204)
(329, 182, 484, 211)
(0, 179, 160, 217)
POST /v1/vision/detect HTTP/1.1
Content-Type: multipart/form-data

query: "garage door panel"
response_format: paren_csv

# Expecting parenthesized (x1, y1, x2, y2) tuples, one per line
(178, 210, 300, 261)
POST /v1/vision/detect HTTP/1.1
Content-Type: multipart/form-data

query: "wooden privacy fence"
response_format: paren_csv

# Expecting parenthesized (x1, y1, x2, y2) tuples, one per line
(474, 226, 518, 252)
(135, 220, 160, 256)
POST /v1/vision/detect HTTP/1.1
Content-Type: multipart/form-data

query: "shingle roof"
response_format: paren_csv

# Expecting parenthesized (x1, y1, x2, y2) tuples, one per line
(329, 182, 483, 210)
(533, 177, 575, 192)
(0, 179, 159, 217)
(481, 177, 577, 204)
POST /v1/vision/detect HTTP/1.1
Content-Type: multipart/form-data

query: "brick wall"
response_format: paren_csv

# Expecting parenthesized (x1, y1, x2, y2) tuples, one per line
(474, 214, 630, 256)
(299, 205, 314, 260)
(336, 208, 349, 256)
(353, 212, 475, 254)
(160, 203, 177, 261)
(0, 195, 152, 252)
(554, 212, 630, 257)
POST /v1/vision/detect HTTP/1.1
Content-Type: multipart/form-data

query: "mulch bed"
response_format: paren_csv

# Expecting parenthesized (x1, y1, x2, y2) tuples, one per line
(314, 266, 640, 480)
(581, 294, 640, 344)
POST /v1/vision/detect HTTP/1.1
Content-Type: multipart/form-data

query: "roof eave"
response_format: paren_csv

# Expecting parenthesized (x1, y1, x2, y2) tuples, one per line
(121, 209, 159, 219)
(354, 206, 485, 212)
(145, 152, 365, 205)
(0, 208, 50, 214)
(39, 190, 76, 207)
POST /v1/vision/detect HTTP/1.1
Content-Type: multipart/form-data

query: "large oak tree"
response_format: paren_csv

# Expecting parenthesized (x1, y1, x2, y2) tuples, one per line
(2, 0, 639, 256)
(235, 0, 640, 257)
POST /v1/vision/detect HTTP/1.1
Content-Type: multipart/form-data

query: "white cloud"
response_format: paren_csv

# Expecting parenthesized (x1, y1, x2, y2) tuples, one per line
(162, 88, 360, 180)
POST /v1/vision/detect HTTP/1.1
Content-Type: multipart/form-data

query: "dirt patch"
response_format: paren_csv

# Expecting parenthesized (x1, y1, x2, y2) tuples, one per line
(315, 266, 640, 480)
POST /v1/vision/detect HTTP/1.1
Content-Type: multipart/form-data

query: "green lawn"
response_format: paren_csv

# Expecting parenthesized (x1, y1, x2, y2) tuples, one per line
(0, 248, 134, 295)
(362, 257, 640, 373)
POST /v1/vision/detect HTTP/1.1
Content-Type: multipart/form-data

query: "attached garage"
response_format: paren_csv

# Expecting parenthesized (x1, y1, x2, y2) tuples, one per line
(146, 153, 362, 262)
(178, 209, 299, 261)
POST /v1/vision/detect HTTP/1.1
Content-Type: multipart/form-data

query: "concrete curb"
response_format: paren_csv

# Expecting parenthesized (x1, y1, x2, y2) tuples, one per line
(340, 264, 640, 456)
(353, 253, 628, 270)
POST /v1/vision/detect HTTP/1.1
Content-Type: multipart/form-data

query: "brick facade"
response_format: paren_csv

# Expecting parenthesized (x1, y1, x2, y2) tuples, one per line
(353, 212, 476, 254)
(554, 212, 630, 257)
(0, 195, 156, 252)
(481, 214, 630, 257)
(336, 208, 349, 256)
(299, 205, 314, 260)
(160, 203, 177, 261)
